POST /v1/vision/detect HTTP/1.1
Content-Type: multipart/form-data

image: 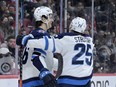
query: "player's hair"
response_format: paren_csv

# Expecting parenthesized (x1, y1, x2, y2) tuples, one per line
(35, 21, 43, 28)
(6, 35, 15, 42)
(71, 30, 85, 36)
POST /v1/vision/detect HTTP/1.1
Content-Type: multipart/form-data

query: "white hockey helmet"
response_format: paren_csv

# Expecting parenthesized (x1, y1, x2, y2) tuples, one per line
(69, 17, 87, 33)
(34, 6, 53, 21)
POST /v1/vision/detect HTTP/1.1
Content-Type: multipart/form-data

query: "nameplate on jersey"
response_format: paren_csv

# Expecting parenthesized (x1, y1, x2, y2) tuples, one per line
(74, 36, 91, 43)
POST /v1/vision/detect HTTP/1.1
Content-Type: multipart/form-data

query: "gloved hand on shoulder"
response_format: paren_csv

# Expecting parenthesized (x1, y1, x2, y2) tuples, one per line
(39, 68, 57, 87)
(16, 34, 34, 46)
(16, 35, 24, 46)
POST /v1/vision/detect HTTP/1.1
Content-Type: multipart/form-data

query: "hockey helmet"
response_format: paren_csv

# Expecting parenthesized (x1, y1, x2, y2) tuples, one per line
(34, 6, 53, 21)
(69, 17, 87, 33)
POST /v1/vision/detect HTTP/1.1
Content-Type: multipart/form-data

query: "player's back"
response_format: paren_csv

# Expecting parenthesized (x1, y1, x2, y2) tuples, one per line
(22, 28, 54, 80)
(56, 32, 94, 78)
(54, 32, 94, 86)
(31, 28, 54, 72)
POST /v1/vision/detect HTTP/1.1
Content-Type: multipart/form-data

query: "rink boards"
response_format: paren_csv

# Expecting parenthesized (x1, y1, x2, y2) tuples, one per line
(91, 74, 116, 87)
(0, 74, 116, 87)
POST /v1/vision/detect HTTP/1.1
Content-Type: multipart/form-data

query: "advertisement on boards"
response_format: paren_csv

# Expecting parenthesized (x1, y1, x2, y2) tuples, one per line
(91, 74, 116, 87)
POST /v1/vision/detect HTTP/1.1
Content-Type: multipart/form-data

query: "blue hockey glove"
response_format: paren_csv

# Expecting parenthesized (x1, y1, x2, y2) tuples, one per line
(22, 34, 34, 46)
(39, 68, 57, 87)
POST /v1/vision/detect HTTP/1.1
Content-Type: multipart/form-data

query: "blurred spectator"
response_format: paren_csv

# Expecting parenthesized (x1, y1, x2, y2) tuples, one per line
(97, 45, 112, 73)
(0, 29, 4, 44)
(98, 45, 111, 63)
(25, 25, 34, 34)
(36, 0, 47, 6)
(95, 30, 106, 46)
(1, 17, 9, 38)
(93, 47, 101, 73)
(109, 54, 116, 73)
(8, 5, 15, 17)
(0, 1, 7, 20)
(0, 47, 15, 75)
(67, 0, 75, 16)
(0, 42, 8, 48)
(6, 35, 16, 57)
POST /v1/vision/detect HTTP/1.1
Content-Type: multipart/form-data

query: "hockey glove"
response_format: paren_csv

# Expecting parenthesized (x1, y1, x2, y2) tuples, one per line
(39, 68, 57, 87)
(21, 34, 34, 46)
(16, 35, 24, 46)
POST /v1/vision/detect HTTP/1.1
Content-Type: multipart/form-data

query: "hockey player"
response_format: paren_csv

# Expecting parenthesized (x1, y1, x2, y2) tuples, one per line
(26, 17, 94, 87)
(16, 6, 57, 87)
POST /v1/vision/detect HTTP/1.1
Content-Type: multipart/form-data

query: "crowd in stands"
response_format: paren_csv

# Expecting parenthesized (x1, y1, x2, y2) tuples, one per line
(0, 0, 116, 74)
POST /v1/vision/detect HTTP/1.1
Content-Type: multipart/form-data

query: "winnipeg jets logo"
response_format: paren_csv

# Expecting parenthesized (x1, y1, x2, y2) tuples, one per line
(78, 22, 83, 28)
(1, 62, 11, 73)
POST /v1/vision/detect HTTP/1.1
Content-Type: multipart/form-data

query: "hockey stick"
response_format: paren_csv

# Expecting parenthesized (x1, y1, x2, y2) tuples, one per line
(19, 0, 24, 86)
(53, 53, 63, 78)
(19, 48, 23, 87)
